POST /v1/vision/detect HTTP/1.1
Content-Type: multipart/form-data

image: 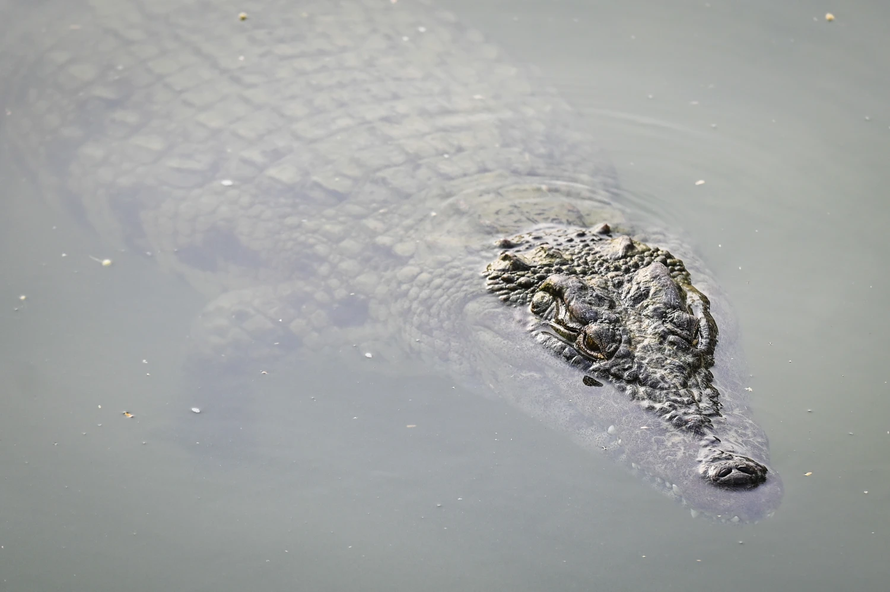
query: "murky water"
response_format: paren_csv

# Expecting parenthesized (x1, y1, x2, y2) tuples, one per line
(2, 1, 889, 591)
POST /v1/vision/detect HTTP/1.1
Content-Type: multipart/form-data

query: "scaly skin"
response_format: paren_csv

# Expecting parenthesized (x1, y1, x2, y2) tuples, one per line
(0, 0, 781, 520)
(486, 226, 769, 489)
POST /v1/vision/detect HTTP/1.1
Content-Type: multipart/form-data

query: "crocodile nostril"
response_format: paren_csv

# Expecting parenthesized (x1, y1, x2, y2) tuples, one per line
(716, 467, 733, 479)
(736, 465, 756, 475)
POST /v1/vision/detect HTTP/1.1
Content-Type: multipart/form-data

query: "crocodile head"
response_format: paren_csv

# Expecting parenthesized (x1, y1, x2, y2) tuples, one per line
(485, 225, 771, 493)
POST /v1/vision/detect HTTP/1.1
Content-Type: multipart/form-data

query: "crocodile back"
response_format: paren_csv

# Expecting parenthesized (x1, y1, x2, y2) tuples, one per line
(1, 0, 615, 296)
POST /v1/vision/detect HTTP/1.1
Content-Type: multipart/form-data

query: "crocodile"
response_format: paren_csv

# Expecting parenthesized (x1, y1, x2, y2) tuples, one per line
(0, 0, 782, 520)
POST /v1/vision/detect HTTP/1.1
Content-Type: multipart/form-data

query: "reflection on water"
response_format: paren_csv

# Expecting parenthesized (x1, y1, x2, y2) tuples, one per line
(2, 1, 889, 590)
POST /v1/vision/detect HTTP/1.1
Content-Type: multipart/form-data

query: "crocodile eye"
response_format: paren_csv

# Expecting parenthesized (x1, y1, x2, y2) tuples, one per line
(577, 325, 618, 361)
(576, 329, 607, 360)
(583, 332, 600, 352)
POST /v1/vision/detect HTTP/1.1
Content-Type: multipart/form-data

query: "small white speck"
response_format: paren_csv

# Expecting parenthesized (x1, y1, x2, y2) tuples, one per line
(417, 26, 426, 32)
(402, 36, 410, 41)
(89, 255, 113, 266)
(191, 407, 201, 414)
(221, 179, 234, 186)
(364, 352, 373, 358)
(695, 179, 705, 186)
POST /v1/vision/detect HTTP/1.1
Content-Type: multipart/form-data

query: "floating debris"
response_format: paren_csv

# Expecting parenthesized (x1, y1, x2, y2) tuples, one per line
(695, 180, 706, 186)
(122, 411, 134, 418)
(221, 179, 234, 186)
(364, 352, 373, 358)
(89, 255, 113, 266)
(18, 295, 26, 301)
(825, 13, 835, 22)
(804, 471, 813, 476)
(239, 12, 248, 21)
(191, 407, 201, 414)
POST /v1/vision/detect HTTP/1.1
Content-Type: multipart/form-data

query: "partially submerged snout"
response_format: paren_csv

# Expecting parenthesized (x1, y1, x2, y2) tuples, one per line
(698, 447, 769, 488)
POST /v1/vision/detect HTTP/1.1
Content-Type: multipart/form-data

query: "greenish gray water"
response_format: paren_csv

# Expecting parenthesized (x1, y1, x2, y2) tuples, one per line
(2, 1, 889, 591)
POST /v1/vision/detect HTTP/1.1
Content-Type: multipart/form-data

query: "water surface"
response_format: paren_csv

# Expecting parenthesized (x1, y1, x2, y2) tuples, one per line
(2, 1, 889, 590)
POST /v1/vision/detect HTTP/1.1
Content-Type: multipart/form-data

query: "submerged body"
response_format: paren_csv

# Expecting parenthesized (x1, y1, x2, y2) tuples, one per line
(1, 0, 781, 520)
